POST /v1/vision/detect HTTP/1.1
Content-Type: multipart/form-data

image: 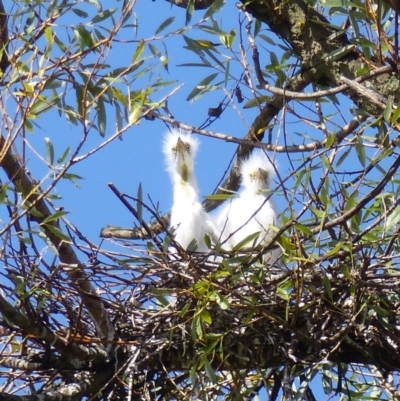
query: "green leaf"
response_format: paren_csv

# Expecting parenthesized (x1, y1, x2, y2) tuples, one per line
(385, 206, 400, 230)
(203, 0, 225, 19)
(57, 147, 70, 164)
(186, 0, 195, 25)
(198, 25, 227, 36)
(133, 40, 145, 64)
(355, 138, 366, 167)
(186, 72, 219, 101)
(325, 133, 335, 148)
(62, 173, 84, 187)
(72, 8, 89, 18)
(155, 16, 175, 35)
(243, 95, 270, 109)
(322, 271, 333, 301)
(204, 193, 235, 200)
(295, 223, 313, 236)
(97, 97, 106, 137)
(44, 224, 71, 242)
(45, 138, 54, 166)
(326, 44, 356, 61)
(383, 98, 392, 123)
(392, 102, 400, 123)
(115, 102, 123, 134)
(41, 211, 68, 225)
(44, 27, 53, 44)
(232, 232, 260, 251)
(204, 358, 218, 383)
(200, 309, 212, 324)
(215, 293, 229, 310)
(204, 233, 211, 249)
(76, 85, 84, 119)
(129, 104, 141, 125)
(276, 285, 290, 301)
(254, 19, 262, 37)
(74, 25, 95, 49)
(90, 9, 117, 24)
(148, 43, 168, 69)
(137, 183, 143, 224)
(335, 146, 352, 168)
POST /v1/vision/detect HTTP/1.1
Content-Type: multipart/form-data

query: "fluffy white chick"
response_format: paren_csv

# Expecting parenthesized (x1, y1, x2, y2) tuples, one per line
(216, 151, 281, 264)
(163, 129, 217, 252)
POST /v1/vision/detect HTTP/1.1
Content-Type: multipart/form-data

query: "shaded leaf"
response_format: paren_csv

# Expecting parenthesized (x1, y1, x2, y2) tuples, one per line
(186, 0, 195, 25)
(45, 138, 54, 166)
(97, 97, 106, 137)
(203, 0, 225, 19)
(90, 9, 117, 24)
(41, 211, 68, 225)
(44, 225, 71, 242)
(155, 16, 175, 35)
(186, 72, 219, 101)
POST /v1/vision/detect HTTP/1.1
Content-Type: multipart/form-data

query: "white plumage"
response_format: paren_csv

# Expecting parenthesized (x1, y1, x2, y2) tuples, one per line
(216, 151, 281, 265)
(163, 129, 217, 252)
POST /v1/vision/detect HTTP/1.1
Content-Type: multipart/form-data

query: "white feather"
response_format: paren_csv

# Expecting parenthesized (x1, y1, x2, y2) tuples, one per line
(216, 151, 281, 264)
(163, 129, 217, 252)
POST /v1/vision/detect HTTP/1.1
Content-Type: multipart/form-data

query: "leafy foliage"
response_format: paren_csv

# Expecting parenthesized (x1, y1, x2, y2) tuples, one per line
(0, 0, 400, 400)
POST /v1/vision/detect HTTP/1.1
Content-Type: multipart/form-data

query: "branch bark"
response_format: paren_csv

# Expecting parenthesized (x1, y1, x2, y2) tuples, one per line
(0, 135, 114, 347)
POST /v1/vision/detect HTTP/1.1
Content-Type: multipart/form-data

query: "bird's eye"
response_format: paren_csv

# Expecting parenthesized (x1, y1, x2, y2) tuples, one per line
(172, 147, 177, 154)
(186, 144, 191, 152)
(249, 173, 254, 179)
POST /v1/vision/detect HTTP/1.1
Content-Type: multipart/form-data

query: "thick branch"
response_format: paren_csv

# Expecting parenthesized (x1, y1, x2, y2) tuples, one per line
(0, 293, 108, 364)
(0, 136, 114, 345)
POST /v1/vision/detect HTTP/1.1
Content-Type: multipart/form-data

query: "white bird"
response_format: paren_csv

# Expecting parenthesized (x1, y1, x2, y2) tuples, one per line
(163, 129, 218, 252)
(216, 151, 281, 265)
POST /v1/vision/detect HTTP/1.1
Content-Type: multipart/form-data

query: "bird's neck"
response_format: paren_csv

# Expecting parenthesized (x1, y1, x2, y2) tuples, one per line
(173, 175, 200, 202)
(243, 185, 268, 197)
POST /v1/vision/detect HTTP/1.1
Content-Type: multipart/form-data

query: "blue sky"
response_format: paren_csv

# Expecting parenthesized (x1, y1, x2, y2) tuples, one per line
(16, 0, 295, 244)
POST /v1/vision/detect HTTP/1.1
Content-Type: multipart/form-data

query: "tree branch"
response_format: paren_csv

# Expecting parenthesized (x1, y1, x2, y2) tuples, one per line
(0, 136, 115, 346)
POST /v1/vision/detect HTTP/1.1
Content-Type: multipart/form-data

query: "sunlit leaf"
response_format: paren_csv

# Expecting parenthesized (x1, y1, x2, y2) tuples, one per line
(204, 194, 235, 200)
(200, 309, 212, 324)
(133, 40, 145, 63)
(385, 206, 400, 230)
(44, 27, 53, 44)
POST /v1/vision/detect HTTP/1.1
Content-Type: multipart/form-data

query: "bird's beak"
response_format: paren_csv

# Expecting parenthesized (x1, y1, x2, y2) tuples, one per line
(176, 137, 186, 160)
(255, 168, 268, 182)
(175, 137, 189, 182)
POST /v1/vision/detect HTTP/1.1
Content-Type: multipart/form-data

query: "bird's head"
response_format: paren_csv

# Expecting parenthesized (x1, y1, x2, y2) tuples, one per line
(163, 129, 199, 183)
(240, 152, 276, 192)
